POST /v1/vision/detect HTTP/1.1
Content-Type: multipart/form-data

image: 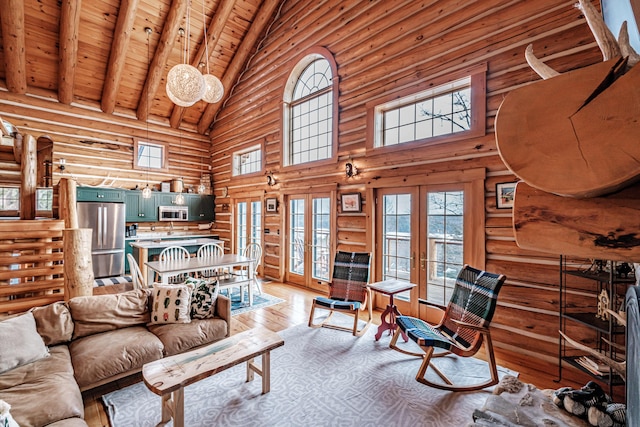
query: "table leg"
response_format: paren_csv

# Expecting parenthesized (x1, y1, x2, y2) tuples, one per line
(158, 387, 184, 427)
(261, 351, 271, 394)
(374, 295, 408, 342)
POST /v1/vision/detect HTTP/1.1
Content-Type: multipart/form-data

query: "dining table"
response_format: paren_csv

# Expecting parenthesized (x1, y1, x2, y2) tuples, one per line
(145, 254, 256, 306)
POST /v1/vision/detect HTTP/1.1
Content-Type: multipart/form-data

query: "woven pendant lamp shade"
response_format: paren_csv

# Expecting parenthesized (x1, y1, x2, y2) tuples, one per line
(166, 64, 206, 107)
(201, 74, 224, 103)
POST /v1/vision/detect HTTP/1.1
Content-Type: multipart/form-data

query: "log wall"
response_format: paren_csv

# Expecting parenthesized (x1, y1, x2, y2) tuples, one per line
(208, 0, 613, 385)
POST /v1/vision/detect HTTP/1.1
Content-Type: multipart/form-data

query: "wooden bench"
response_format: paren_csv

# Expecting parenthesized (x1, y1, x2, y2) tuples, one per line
(142, 328, 285, 427)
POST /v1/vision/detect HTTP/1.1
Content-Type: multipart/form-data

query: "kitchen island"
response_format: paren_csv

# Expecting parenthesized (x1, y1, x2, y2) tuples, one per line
(130, 236, 224, 284)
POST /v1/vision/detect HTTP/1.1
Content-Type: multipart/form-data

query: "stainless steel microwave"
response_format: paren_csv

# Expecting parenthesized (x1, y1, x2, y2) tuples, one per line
(159, 205, 188, 221)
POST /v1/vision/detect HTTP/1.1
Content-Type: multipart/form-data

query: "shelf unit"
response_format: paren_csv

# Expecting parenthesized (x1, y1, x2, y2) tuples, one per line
(558, 256, 633, 395)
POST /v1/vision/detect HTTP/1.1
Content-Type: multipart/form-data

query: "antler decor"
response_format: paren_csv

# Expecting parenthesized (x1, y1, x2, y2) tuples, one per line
(559, 331, 626, 382)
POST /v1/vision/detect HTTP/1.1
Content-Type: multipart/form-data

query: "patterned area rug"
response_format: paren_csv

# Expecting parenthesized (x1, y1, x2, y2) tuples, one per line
(102, 318, 517, 427)
(228, 287, 285, 315)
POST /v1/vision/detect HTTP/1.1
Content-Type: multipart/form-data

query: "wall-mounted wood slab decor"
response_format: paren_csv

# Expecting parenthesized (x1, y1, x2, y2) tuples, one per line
(513, 181, 640, 261)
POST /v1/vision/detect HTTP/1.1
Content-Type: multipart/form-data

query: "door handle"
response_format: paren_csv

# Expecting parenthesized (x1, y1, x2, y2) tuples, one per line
(420, 252, 427, 270)
(97, 206, 103, 247)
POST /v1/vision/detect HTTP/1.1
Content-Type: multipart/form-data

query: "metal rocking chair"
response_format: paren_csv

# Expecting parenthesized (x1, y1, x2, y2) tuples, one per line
(308, 251, 372, 336)
(390, 264, 506, 391)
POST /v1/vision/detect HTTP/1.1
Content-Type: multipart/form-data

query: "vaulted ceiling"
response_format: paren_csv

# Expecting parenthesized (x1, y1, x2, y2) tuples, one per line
(0, 0, 281, 136)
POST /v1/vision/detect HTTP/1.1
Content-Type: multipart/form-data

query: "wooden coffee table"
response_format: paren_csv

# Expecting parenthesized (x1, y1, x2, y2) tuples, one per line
(142, 328, 284, 427)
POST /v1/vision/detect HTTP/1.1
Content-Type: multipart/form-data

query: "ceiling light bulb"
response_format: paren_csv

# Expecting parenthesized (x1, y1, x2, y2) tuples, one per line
(142, 185, 152, 199)
(175, 193, 185, 205)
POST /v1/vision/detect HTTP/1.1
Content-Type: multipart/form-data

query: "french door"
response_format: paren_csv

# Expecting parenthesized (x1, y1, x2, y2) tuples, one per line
(376, 185, 466, 316)
(286, 193, 333, 290)
(235, 198, 262, 271)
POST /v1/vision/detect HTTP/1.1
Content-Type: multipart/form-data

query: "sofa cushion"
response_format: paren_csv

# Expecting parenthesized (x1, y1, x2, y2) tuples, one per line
(148, 318, 229, 356)
(32, 301, 74, 346)
(187, 278, 219, 319)
(69, 326, 163, 389)
(69, 289, 151, 339)
(0, 345, 84, 427)
(149, 284, 192, 325)
(0, 312, 49, 374)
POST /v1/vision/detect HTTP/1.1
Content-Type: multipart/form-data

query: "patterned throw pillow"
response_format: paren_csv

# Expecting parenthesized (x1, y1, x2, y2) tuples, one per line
(149, 284, 193, 325)
(187, 278, 219, 319)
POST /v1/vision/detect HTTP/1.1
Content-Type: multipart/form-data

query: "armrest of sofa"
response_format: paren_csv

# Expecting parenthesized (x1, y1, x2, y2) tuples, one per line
(216, 295, 231, 337)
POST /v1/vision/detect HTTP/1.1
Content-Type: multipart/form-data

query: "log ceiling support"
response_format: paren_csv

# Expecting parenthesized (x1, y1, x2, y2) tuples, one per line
(0, 0, 27, 94)
(59, 0, 81, 105)
(169, 0, 237, 129)
(197, 0, 282, 134)
(136, 0, 188, 122)
(101, 0, 140, 115)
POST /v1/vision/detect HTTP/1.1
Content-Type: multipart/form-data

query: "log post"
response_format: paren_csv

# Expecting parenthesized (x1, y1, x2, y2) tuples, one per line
(59, 177, 78, 229)
(20, 133, 36, 219)
(63, 228, 94, 299)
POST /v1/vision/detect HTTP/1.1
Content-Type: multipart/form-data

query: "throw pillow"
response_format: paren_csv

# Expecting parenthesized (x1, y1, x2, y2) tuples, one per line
(149, 284, 193, 325)
(0, 311, 49, 374)
(0, 400, 19, 427)
(187, 278, 219, 319)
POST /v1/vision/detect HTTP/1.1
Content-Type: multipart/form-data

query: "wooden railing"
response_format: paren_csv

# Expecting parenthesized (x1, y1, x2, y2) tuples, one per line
(0, 219, 65, 316)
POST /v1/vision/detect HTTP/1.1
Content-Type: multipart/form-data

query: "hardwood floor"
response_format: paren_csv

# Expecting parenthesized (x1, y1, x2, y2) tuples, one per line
(84, 280, 596, 427)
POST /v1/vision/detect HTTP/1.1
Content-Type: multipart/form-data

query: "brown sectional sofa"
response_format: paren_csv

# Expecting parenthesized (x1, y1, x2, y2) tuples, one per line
(0, 288, 231, 427)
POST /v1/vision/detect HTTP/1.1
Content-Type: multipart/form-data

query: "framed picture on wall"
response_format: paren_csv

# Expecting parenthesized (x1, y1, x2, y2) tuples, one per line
(266, 198, 278, 212)
(495, 182, 517, 209)
(341, 193, 362, 213)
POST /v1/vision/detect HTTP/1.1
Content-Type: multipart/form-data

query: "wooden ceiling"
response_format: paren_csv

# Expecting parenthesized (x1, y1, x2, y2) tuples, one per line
(0, 0, 280, 135)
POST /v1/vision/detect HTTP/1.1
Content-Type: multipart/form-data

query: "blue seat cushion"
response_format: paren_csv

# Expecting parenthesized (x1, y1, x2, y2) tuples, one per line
(396, 316, 453, 351)
(314, 296, 361, 311)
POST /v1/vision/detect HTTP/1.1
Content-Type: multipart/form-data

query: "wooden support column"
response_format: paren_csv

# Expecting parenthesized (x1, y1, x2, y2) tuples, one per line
(63, 228, 94, 299)
(59, 177, 78, 229)
(20, 133, 36, 219)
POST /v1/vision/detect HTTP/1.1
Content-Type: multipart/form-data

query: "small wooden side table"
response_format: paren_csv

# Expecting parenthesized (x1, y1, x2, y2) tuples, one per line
(368, 279, 416, 341)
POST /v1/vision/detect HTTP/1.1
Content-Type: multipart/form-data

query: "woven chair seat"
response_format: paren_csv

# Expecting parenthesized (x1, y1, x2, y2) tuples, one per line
(395, 316, 454, 351)
(314, 297, 362, 311)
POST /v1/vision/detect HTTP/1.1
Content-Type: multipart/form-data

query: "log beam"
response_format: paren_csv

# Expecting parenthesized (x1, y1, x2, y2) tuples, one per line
(59, 0, 82, 105)
(101, 0, 140, 114)
(20, 134, 36, 219)
(197, 0, 282, 134)
(58, 178, 79, 229)
(136, 0, 188, 122)
(169, 0, 236, 129)
(63, 228, 94, 299)
(0, 0, 27, 94)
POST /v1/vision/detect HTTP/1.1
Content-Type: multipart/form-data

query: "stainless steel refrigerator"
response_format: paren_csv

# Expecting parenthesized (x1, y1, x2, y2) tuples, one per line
(77, 201, 126, 278)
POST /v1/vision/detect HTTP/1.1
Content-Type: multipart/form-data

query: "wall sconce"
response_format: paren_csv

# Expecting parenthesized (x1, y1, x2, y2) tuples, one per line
(58, 158, 66, 172)
(345, 162, 358, 178)
(266, 173, 276, 186)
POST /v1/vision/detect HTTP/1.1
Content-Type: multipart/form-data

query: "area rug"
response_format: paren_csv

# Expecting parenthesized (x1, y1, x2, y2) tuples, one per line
(102, 318, 517, 427)
(227, 287, 285, 315)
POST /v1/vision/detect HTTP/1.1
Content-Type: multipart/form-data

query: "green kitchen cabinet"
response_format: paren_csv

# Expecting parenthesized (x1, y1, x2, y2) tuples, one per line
(186, 194, 215, 222)
(124, 190, 158, 222)
(76, 187, 125, 202)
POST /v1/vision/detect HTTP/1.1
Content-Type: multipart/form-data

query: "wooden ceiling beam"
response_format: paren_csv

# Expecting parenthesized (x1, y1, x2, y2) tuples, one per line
(101, 0, 140, 115)
(0, 0, 27, 94)
(198, 0, 282, 135)
(59, 0, 82, 105)
(169, 0, 237, 129)
(137, 0, 189, 122)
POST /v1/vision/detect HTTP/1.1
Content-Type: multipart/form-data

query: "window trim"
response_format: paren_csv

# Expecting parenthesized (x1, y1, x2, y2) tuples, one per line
(231, 144, 264, 178)
(133, 138, 169, 172)
(281, 46, 339, 171)
(365, 64, 487, 155)
(0, 186, 19, 217)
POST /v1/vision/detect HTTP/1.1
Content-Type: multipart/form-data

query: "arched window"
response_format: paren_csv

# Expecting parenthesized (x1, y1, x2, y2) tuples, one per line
(283, 48, 338, 167)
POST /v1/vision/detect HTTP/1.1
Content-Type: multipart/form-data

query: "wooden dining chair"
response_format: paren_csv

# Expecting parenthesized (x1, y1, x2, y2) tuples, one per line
(389, 264, 506, 391)
(126, 253, 145, 289)
(234, 242, 262, 295)
(158, 246, 190, 284)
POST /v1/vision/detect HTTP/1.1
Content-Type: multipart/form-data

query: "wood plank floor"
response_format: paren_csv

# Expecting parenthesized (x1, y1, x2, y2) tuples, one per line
(83, 280, 600, 427)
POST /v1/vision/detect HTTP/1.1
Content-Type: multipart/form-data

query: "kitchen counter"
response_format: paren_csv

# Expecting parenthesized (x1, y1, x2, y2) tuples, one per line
(130, 237, 224, 284)
(125, 232, 216, 241)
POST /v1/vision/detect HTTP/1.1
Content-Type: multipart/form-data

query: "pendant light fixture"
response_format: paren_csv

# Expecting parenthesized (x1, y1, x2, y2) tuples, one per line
(166, 2, 205, 107)
(174, 129, 185, 205)
(199, 0, 224, 103)
(142, 27, 153, 199)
